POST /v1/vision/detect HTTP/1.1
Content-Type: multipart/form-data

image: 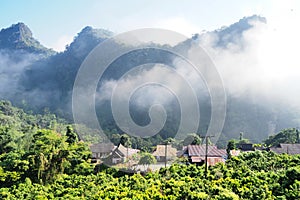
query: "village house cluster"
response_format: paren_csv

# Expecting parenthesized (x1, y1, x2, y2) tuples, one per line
(90, 139, 300, 170)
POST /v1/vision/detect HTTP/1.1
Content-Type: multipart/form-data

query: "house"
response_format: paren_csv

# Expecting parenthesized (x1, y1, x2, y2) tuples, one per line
(269, 143, 300, 155)
(110, 144, 140, 164)
(90, 143, 116, 159)
(237, 143, 254, 151)
(184, 145, 227, 166)
(152, 145, 177, 162)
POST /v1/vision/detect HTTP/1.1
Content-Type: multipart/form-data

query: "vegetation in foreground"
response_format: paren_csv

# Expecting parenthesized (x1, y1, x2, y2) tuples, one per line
(1, 150, 300, 199)
(0, 100, 300, 199)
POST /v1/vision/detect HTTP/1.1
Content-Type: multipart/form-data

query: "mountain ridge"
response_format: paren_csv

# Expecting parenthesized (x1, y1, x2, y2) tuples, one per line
(0, 22, 55, 55)
(191, 14, 266, 49)
(64, 26, 113, 58)
(0, 15, 265, 54)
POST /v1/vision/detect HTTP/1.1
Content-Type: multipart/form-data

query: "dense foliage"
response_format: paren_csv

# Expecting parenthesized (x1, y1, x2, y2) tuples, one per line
(0, 151, 299, 199)
(264, 128, 300, 147)
(0, 101, 300, 199)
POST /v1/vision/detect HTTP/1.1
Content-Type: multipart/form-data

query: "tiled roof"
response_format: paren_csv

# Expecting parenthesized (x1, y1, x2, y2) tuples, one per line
(187, 145, 226, 157)
(152, 145, 177, 157)
(270, 143, 300, 155)
(116, 144, 140, 157)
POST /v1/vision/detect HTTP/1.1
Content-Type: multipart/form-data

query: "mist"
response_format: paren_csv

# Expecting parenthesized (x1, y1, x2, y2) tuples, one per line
(0, 50, 40, 100)
(199, 17, 300, 111)
(95, 16, 300, 141)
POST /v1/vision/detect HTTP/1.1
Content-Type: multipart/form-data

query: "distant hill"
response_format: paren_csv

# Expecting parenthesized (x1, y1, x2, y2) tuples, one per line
(0, 16, 299, 146)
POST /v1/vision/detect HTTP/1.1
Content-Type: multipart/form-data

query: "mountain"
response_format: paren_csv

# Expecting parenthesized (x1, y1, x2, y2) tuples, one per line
(0, 16, 298, 146)
(19, 26, 113, 113)
(0, 22, 54, 55)
(212, 15, 266, 48)
(191, 15, 266, 49)
(0, 23, 55, 104)
(66, 26, 113, 59)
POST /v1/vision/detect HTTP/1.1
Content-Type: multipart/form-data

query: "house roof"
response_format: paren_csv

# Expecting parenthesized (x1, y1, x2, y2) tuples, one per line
(115, 144, 140, 157)
(237, 143, 254, 151)
(187, 145, 226, 157)
(90, 143, 115, 153)
(152, 145, 177, 157)
(270, 143, 300, 155)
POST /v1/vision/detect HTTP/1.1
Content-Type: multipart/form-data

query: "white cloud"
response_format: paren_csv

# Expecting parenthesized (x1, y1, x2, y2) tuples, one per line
(197, 12, 300, 109)
(51, 35, 73, 52)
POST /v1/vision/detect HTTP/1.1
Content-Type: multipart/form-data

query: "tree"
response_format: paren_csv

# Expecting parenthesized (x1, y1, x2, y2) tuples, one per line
(110, 133, 121, 145)
(0, 126, 13, 154)
(120, 134, 131, 148)
(239, 132, 243, 141)
(65, 140, 92, 175)
(66, 125, 78, 144)
(134, 137, 152, 152)
(236, 132, 250, 145)
(226, 139, 237, 159)
(164, 137, 175, 145)
(28, 129, 69, 184)
(264, 128, 298, 147)
(183, 133, 201, 146)
(0, 126, 23, 154)
(138, 153, 156, 170)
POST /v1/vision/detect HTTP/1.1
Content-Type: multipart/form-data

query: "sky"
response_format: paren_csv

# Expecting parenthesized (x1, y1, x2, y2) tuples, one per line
(1, 0, 299, 52)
